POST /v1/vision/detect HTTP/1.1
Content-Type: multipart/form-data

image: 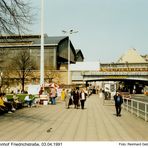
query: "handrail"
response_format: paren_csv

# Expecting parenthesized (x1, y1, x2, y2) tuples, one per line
(82, 71, 148, 76)
(126, 98, 148, 105)
(123, 98, 148, 122)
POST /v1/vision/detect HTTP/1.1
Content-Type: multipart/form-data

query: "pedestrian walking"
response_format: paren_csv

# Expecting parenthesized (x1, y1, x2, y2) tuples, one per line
(65, 89, 73, 109)
(61, 89, 66, 101)
(114, 91, 123, 117)
(79, 89, 87, 109)
(73, 88, 80, 109)
(39, 87, 44, 96)
(50, 87, 57, 105)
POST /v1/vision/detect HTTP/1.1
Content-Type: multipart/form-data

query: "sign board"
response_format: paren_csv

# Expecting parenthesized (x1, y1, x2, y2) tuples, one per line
(27, 85, 40, 95)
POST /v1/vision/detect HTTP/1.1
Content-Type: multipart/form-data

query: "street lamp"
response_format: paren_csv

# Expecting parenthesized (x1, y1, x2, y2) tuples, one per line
(62, 29, 78, 85)
(40, 0, 44, 86)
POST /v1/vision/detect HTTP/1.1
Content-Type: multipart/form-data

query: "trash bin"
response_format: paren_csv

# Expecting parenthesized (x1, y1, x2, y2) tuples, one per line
(43, 100, 48, 105)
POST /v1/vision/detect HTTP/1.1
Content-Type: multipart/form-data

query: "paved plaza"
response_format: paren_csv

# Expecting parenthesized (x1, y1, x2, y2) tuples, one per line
(0, 94, 148, 141)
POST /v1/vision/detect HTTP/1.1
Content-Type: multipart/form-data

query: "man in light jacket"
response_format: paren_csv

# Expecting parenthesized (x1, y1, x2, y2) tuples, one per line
(80, 89, 87, 109)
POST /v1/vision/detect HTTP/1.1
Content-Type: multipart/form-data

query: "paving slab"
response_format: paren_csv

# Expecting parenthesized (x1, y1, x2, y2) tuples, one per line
(0, 94, 148, 141)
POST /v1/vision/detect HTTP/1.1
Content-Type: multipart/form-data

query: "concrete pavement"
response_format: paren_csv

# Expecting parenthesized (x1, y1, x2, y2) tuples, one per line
(0, 94, 148, 141)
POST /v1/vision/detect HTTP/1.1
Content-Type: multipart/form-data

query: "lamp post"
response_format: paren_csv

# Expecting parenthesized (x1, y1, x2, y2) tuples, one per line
(40, 0, 44, 86)
(62, 30, 78, 85)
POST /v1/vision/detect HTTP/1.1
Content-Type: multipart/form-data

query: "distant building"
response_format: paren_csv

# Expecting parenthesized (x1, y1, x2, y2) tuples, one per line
(141, 54, 148, 62)
(75, 49, 84, 62)
(0, 34, 84, 91)
(100, 48, 148, 94)
(0, 34, 84, 70)
(117, 48, 146, 63)
(100, 48, 148, 72)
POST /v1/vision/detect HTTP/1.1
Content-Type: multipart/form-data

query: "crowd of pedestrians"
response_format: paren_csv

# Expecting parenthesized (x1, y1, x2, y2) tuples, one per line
(38, 85, 88, 109)
(0, 85, 89, 115)
(1, 84, 124, 119)
(62, 87, 88, 110)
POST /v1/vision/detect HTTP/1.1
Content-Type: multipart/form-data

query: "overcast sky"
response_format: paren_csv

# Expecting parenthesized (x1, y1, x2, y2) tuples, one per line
(30, 0, 148, 63)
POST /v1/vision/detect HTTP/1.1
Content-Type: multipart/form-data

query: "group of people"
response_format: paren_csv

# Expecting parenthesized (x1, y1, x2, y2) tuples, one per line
(0, 93, 23, 114)
(39, 86, 57, 105)
(61, 87, 88, 109)
(1, 86, 124, 118)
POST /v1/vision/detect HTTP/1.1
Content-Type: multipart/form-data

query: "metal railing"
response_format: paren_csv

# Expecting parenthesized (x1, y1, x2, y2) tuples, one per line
(123, 98, 148, 122)
(82, 71, 148, 76)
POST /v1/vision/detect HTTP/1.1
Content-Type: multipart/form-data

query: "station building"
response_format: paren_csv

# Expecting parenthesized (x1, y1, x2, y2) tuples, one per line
(100, 48, 148, 72)
(70, 48, 148, 94)
(0, 34, 84, 92)
(99, 48, 148, 93)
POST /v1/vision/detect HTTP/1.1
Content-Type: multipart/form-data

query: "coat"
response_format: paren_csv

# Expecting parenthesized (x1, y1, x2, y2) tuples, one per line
(114, 95, 123, 106)
(79, 92, 87, 100)
(61, 90, 66, 101)
(73, 90, 80, 105)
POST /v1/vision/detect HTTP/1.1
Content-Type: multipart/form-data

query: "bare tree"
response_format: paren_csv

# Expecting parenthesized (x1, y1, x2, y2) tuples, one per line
(0, 0, 33, 35)
(45, 67, 61, 84)
(0, 48, 9, 93)
(10, 50, 36, 92)
(0, 69, 12, 93)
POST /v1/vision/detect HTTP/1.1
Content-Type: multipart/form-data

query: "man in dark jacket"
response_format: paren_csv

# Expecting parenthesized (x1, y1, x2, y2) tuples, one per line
(114, 91, 123, 116)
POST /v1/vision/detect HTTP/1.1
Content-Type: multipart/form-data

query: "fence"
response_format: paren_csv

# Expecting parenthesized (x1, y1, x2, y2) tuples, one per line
(123, 98, 148, 122)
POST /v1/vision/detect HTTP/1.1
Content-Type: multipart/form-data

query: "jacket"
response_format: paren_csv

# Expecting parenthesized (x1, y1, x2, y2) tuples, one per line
(114, 95, 123, 106)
